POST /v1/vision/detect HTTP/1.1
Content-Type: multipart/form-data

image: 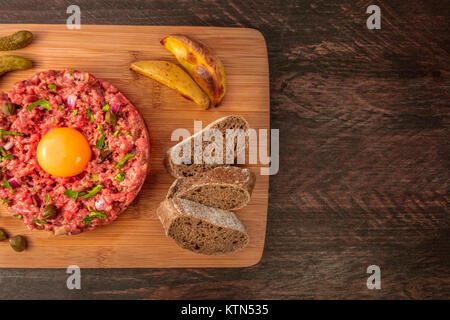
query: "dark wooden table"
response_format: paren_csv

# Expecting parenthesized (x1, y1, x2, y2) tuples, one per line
(0, 0, 449, 299)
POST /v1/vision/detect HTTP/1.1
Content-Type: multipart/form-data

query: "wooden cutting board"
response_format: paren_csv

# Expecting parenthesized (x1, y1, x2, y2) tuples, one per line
(0, 24, 269, 268)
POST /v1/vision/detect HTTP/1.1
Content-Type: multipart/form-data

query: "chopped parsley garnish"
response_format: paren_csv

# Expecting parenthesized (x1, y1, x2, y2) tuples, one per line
(0, 129, 25, 139)
(2, 179, 13, 194)
(48, 84, 57, 91)
(96, 126, 106, 149)
(115, 171, 125, 182)
(2, 198, 8, 204)
(115, 153, 135, 169)
(64, 185, 103, 200)
(0, 147, 15, 161)
(102, 104, 110, 112)
(73, 109, 78, 116)
(96, 133, 105, 149)
(45, 194, 50, 203)
(113, 129, 120, 137)
(58, 104, 64, 110)
(63, 189, 79, 200)
(83, 205, 107, 224)
(82, 217, 92, 224)
(13, 214, 22, 219)
(86, 108, 94, 122)
(70, 68, 74, 75)
(32, 219, 47, 227)
(81, 185, 103, 199)
(28, 99, 52, 111)
(126, 131, 133, 139)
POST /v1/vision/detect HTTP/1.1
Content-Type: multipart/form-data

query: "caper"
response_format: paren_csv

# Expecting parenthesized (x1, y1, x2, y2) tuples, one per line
(9, 235, 26, 252)
(42, 204, 57, 220)
(105, 110, 117, 126)
(0, 229, 7, 241)
(1, 102, 17, 116)
(98, 149, 112, 163)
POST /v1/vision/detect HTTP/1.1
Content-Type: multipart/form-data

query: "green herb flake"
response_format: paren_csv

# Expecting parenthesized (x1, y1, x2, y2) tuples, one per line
(81, 185, 103, 199)
(126, 131, 133, 139)
(45, 194, 50, 204)
(82, 216, 92, 225)
(70, 68, 74, 75)
(0, 145, 17, 162)
(86, 108, 94, 122)
(28, 99, 52, 111)
(13, 214, 22, 219)
(96, 132, 106, 150)
(2, 179, 13, 194)
(83, 205, 107, 224)
(58, 104, 64, 110)
(113, 129, 120, 137)
(102, 104, 110, 112)
(64, 189, 79, 200)
(115, 153, 135, 169)
(2, 198, 8, 204)
(0, 129, 25, 138)
(48, 84, 57, 91)
(90, 210, 107, 219)
(73, 109, 78, 116)
(115, 171, 125, 182)
(32, 219, 47, 227)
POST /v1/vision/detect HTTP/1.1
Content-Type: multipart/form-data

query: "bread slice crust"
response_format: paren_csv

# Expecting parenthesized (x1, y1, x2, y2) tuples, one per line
(167, 166, 256, 211)
(164, 115, 249, 178)
(156, 198, 249, 255)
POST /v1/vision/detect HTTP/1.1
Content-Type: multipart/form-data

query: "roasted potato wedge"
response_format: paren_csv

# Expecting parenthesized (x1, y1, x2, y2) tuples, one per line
(130, 60, 210, 110)
(161, 34, 226, 107)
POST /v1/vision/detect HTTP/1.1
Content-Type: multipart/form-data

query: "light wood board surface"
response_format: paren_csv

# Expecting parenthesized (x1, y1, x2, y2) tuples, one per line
(0, 24, 269, 268)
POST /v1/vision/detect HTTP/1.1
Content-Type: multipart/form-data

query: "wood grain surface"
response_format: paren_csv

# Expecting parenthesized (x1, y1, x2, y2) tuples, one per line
(0, 24, 269, 268)
(0, 0, 449, 299)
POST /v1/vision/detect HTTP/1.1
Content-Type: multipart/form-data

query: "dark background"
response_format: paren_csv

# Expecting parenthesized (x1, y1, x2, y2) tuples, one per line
(0, 0, 449, 299)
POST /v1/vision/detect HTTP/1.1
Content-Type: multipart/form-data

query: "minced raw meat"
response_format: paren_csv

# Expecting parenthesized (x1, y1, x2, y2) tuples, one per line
(0, 69, 149, 235)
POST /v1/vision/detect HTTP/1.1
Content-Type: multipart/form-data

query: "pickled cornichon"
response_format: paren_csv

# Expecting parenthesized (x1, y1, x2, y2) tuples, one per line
(0, 30, 33, 51)
(9, 235, 26, 252)
(0, 55, 32, 76)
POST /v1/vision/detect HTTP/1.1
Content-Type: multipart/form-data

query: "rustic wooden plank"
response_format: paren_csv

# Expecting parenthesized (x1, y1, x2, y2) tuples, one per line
(0, 24, 270, 268)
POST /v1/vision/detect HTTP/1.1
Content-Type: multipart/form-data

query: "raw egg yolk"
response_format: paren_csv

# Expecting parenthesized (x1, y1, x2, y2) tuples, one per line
(37, 127, 92, 177)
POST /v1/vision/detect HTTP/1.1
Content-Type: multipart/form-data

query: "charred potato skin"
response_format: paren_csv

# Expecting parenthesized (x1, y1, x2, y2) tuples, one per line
(161, 34, 226, 107)
(130, 60, 211, 110)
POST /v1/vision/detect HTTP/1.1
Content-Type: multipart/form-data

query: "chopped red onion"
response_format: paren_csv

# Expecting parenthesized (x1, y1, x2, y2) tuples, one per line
(67, 94, 77, 110)
(8, 178, 20, 188)
(3, 141, 13, 151)
(95, 199, 106, 210)
(110, 102, 120, 113)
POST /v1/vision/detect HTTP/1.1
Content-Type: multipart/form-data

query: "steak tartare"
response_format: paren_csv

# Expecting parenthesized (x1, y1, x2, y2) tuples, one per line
(0, 69, 149, 235)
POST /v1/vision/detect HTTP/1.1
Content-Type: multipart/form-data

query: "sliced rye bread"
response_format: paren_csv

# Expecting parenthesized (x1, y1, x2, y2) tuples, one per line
(167, 166, 256, 211)
(164, 115, 249, 178)
(157, 197, 249, 255)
